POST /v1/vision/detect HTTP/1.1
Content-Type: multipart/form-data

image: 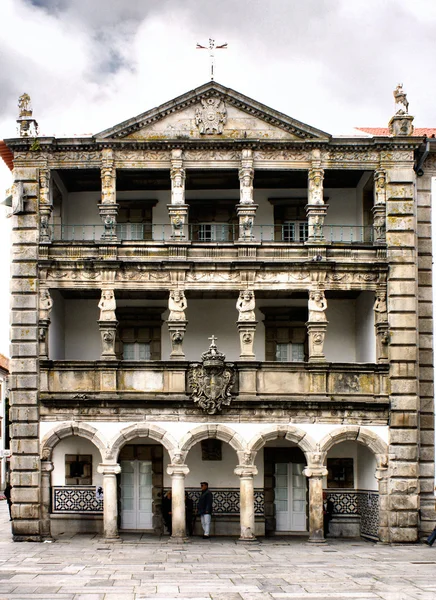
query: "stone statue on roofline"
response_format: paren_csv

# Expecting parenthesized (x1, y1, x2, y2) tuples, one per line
(393, 84, 409, 115)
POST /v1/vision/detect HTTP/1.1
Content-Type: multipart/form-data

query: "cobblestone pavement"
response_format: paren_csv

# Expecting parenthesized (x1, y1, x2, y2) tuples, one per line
(0, 502, 435, 600)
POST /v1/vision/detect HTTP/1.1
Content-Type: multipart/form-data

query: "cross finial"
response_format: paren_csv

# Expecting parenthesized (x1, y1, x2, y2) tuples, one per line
(208, 335, 218, 347)
(196, 39, 228, 80)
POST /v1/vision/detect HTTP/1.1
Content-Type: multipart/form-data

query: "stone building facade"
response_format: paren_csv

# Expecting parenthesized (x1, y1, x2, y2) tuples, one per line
(1, 82, 435, 543)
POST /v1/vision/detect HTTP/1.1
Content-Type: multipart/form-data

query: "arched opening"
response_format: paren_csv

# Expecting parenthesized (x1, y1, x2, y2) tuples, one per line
(320, 428, 387, 541)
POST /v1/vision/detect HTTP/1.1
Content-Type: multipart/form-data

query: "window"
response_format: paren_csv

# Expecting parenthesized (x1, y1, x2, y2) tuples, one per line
(201, 439, 222, 461)
(65, 454, 92, 485)
(282, 221, 308, 242)
(276, 343, 305, 362)
(123, 342, 151, 361)
(327, 458, 354, 488)
(198, 223, 230, 242)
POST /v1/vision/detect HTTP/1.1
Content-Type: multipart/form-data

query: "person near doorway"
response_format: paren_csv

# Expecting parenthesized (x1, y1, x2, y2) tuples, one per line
(198, 481, 213, 539)
(162, 490, 172, 535)
(185, 491, 194, 536)
(4, 483, 12, 521)
(323, 491, 334, 536)
(425, 526, 436, 546)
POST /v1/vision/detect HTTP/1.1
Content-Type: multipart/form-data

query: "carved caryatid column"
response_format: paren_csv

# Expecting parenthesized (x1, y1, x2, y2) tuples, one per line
(39, 288, 53, 359)
(372, 169, 387, 244)
(39, 167, 52, 243)
(167, 461, 189, 540)
(168, 149, 188, 240)
(97, 463, 122, 539)
(236, 290, 257, 360)
(99, 148, 118, 241)
(306, 150, 327, 242)
(235, 456, 258, 541)
(307, 290, 328, 362)
(40, 459, 54, 539)
(98, 289, 118, 360)
(374, 289, 389, 363)
(304, 456, 328, 543)
(167, 290, 187, 359)
(236, 149, 258, 241)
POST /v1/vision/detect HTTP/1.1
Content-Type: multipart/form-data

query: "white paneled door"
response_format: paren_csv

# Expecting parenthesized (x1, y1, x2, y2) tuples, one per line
(120, 460, 153, 530)
(275, 462, 307, 532)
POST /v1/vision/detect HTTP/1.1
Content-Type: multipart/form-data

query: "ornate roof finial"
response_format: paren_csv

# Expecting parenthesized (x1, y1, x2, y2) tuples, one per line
(17, 93, 38, 138)
(196, 38, 228, 80)
(393, 83, 409, 115)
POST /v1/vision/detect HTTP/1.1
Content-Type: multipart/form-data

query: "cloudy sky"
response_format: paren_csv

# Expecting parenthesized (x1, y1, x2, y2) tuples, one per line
(0, 0, 436, 355)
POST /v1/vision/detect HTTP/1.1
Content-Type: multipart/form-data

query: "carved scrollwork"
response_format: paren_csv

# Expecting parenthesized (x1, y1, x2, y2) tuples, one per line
(195, 97, 227, 134)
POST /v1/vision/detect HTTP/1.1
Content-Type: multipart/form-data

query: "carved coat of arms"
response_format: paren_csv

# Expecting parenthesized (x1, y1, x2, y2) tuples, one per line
(187, 337, 236, 414)
(195, 97, 227, 134)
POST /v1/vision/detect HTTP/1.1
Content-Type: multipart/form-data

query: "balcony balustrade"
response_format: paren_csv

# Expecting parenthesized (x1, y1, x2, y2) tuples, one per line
(49, 223, 375, 244)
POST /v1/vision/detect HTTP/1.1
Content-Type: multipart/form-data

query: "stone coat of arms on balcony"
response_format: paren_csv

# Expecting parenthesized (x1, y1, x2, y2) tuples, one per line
(187, 336, 236, 414)
(195, 97, 227, 134)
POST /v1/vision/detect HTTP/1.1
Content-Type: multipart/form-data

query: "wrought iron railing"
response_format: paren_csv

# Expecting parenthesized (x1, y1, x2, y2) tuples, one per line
(50, 223, 375, 244)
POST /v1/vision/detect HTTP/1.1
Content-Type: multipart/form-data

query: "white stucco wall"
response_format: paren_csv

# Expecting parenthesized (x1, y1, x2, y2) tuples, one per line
(64, 299, 101, 360)
(51, 437, 103, 487)
(324, 299, 356, 362)
(355, 292, 376, 362)
(49, 289, 65, 360)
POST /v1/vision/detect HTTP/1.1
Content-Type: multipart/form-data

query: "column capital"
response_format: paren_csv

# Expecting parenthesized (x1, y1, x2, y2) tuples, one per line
(303, 466, 328, 478)
(41, 460, 54, 473)
(98, 463, 121, 476)
(234, 465, 258, 478)
(167, 464, 189, 477)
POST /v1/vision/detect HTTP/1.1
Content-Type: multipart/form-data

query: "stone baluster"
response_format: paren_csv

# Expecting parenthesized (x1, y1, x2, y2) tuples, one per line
(40, 459, 54, 539)
(303, 459, 328, 543)
(97, 463, 121, 539)
(235, 459, 258, 541)
(236, 290, 257, 360)
(307, 289, 328, 362)
(372, 170, 387, 244)
(306, 150, 327, 242)
(167, 461, 189, 539)
(236, 149, 257, 241)
(99, 148, 118, 241)
(167, 290, 187, 359)
(168, 149, 188, 240)
(39, 167, 52, 243)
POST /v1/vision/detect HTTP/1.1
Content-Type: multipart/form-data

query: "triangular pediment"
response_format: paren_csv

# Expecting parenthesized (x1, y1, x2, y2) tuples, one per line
(96, 82, 330, 141)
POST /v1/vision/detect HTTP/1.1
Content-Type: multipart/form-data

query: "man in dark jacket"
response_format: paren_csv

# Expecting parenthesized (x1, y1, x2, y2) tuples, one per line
(161, 490, 172, 535)
(197, 481, 213, 538)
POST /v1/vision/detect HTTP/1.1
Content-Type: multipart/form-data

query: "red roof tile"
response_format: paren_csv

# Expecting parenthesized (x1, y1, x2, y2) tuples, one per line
(0, 354, 9, 373)
(357, 127, 436, 138)
(0, 141, 13, 171)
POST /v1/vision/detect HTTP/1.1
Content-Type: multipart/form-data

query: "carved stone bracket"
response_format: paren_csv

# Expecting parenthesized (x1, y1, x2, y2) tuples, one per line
(372, 204, 386, 243)
(168, 204, 188, 240)
(38, 318, 50, 359)
(388, 114, 414, 136)
(187, 338, 236, 414)
(167, 320, 187, 359)
(307, 322, 328, 362)
(98, 320, 118, 360)
(306, 204, 328, 242)
(236, 203, 258, 241)
(98, 203, 119, 241)
(375, 321, 390, 363)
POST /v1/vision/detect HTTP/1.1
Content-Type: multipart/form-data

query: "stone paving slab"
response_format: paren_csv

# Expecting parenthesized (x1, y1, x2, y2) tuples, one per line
(0, 502, 435, 599)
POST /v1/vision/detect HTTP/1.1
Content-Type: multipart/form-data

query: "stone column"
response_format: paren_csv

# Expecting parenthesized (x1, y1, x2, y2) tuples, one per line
(40, 459, 54, 539)
(168, 149, 188, 240)
(167, 463, 189, 540)
(236, 290, 257, 360)
(303, 464, 328, 543)
(97, 463, 121, 539)
(99, 148, 118, 241)
(372, 170, 386, 244)
(167, 290, 187, 359)
(375, 454, 390, 543)
(307, 290, 328, 362)
(306, 152, 327, 242)
(39, 167, 52, 243)
(234, 463, 258, 541)
(236, 149, 258, 241)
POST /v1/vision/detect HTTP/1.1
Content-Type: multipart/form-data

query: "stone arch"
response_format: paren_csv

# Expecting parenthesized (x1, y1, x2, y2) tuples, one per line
(109, 423, 178, 461)
(318, 426, 388, 458)
(40, 421, 108, 462)
(179, 424, 245, 457)
(247, 424, 317, 462)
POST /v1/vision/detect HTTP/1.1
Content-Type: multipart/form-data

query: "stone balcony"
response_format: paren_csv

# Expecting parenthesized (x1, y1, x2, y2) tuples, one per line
(39, 361, 390, 411)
